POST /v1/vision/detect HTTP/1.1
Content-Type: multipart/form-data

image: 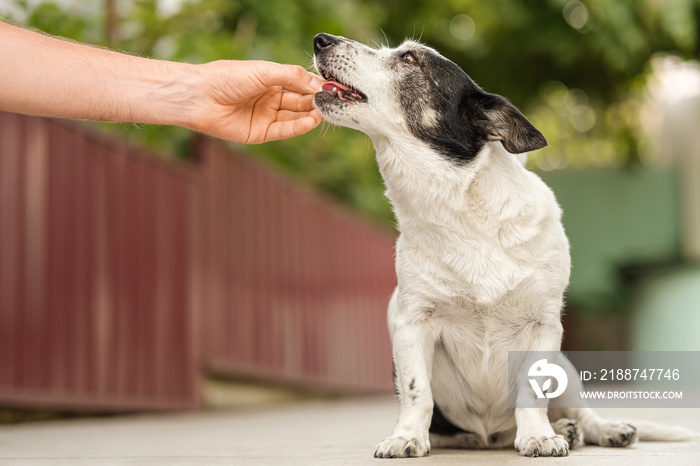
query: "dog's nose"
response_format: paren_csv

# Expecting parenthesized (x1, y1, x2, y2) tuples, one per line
(314, 33, 338, 53)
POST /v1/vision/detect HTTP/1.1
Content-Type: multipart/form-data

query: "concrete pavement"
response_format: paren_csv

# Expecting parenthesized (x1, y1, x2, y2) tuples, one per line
(0, 395, 698, 465)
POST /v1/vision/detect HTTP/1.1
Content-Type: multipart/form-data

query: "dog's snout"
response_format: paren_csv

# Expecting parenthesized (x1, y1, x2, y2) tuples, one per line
(314, 33, 339, 53)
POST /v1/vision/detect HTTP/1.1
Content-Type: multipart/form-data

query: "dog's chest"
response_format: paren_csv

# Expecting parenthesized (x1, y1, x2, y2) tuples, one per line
(397, 229, 533, 306)
(429, 306, 515, 428)
(429, 298, 514, 350)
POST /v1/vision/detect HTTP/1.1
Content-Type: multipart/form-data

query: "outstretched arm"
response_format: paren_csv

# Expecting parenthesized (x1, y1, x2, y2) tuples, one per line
(0, 21, 324, 144)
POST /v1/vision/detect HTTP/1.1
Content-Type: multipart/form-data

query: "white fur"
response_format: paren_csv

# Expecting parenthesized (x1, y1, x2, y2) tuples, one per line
(375, 136, 572, 457)
(314, 35, 696, 458)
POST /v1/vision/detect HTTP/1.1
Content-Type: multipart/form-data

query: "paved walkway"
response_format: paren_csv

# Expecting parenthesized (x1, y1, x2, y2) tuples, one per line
(1, 395, 698, 465)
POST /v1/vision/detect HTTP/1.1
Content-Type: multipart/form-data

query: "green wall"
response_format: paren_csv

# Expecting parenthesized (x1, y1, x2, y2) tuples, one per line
(539, 167, 682, 311)
(631, 265, 700, 350)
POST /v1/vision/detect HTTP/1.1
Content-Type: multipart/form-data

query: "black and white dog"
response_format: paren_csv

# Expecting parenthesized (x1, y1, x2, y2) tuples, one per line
(313, 33, 695, 458)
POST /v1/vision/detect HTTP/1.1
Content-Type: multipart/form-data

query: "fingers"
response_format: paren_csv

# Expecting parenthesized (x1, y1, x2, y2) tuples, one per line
(256, 62, 325, 95)
(262, 114, 323, 143)
(279, 91, 317, 112)
(272, 90, 323, 124)
(275, 110, 312, 122)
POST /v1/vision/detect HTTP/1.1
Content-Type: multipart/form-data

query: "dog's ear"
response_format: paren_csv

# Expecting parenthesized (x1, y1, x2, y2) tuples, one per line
(463, 91, 547, 154)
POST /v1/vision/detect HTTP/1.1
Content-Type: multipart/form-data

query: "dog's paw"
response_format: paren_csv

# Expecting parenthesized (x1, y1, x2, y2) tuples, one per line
(551, 418, 584, 449)
(514, 434, 569, 457)
(374, 435, 430, 458)
(597, 422, 637, 447)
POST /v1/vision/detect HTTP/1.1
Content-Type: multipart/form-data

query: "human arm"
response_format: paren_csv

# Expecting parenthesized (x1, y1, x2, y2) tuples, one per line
(0, 21, 324, 144)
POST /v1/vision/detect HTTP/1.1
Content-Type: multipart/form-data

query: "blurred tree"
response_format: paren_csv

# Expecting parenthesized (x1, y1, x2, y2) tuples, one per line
(2, 0, 700, 225)
(104, 0, 118, 45)
(377, 0, 700, 170)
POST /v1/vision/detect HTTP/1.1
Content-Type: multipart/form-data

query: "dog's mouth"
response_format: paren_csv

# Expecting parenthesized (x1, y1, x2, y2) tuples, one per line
(318, 68, 367, 103)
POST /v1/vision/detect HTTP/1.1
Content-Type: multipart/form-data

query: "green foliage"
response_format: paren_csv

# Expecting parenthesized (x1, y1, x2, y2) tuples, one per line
(2, 0, 700, 226)
(10, 1, 95, 42)
(377, 0, 700, 172)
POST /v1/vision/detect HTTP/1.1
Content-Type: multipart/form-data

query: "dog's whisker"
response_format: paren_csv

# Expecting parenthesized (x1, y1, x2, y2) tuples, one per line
(364, 135, 372, 161)
(320, 121, 335, 138)
(380, 28, 391, 48)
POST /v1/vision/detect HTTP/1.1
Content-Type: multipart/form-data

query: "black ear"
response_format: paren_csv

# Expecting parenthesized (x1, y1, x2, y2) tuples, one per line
(464, 91, 547, 154)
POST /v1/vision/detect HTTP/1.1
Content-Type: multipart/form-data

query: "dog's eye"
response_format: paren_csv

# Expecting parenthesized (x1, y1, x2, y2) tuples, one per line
(402, 53, 416, 64)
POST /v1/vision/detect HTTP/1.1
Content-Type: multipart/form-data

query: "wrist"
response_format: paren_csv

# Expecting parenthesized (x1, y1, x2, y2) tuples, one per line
(124, 60, 206, 130)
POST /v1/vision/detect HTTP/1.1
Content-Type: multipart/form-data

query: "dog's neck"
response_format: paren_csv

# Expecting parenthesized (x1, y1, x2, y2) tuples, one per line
(372, 136, 543, 237)
(371, 136, 563, 304)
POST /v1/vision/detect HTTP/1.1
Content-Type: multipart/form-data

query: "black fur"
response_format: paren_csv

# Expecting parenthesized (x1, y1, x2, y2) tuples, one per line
(397, 47, 547, 163)
(313, 33, 547, 163)
(429, 402, 472, 437)
(465, 91, 548, 155)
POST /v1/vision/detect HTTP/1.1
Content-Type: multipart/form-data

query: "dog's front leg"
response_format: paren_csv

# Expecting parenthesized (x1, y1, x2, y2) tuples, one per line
(375, 291, 437, 458)
(514, 406, 569, 457)
(512, 320, 570, 457)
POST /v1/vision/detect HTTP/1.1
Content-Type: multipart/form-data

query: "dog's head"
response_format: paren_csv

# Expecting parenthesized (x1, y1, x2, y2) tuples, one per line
(313, 33, 546, 163)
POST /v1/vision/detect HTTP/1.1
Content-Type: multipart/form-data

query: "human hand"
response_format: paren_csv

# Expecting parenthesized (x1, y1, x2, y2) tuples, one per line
(189, 60, 324, 144)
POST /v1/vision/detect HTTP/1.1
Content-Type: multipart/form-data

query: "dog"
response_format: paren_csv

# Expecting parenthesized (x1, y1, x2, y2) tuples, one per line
(312, 33, 696, 457)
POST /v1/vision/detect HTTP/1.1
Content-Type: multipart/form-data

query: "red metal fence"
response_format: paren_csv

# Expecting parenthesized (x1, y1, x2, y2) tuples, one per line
(200, 140, 396, 392)
(0, 112, 396, 411)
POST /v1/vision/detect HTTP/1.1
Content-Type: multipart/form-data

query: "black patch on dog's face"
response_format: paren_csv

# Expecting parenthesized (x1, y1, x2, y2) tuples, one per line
(395, 45, 547, 163)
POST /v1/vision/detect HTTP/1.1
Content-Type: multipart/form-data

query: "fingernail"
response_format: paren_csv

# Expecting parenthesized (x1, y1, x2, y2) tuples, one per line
(310, 75, 325, 91)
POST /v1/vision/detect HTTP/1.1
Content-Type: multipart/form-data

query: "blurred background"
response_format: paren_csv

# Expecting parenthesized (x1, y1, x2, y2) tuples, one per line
(1, 0, 700, 418)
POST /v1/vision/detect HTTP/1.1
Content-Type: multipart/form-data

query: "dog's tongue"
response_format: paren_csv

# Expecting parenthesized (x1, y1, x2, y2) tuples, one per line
(322, 80, 351, 92)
